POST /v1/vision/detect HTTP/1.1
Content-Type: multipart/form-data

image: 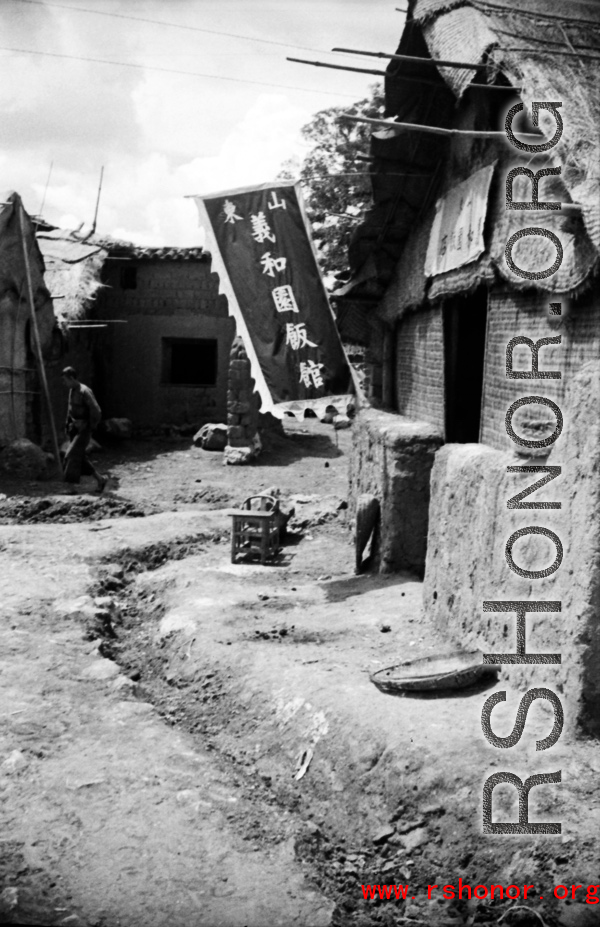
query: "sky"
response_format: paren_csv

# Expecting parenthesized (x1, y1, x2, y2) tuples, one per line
(0, 0, 404, 246)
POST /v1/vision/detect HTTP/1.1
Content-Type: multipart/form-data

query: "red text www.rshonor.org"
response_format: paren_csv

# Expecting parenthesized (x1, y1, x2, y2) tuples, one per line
(361, 881, 600, 905)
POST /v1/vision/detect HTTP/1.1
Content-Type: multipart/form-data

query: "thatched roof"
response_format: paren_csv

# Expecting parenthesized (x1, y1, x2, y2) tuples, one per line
(37, 229, 209, 329)
(37, 232, 107, 327)
(346, 0, 600, 307)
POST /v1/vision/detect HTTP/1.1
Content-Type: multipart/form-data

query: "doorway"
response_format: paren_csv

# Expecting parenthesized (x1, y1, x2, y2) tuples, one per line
(443, 287, 488, 443)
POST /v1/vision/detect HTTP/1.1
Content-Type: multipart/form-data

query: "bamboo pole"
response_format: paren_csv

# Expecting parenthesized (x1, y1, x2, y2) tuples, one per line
(287, 56, 386, 77)
(18, 201, 63, 477)
(332, 46, 495, 70)
(288, 55, 521, 90)
(339, 113, 544, 140)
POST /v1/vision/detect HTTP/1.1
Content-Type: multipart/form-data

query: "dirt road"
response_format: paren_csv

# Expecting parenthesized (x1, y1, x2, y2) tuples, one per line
(0, 422, 348, 927)
(2, 421, 600, 927)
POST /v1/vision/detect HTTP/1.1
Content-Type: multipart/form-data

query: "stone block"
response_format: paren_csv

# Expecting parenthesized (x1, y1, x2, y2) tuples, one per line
(192, 423, 227, 451)
(0, 438, 48, 480)
(228, 401, 251, 415)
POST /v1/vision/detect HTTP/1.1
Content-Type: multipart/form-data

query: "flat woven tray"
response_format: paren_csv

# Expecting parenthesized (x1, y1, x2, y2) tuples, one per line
(370, 650, 498, 693)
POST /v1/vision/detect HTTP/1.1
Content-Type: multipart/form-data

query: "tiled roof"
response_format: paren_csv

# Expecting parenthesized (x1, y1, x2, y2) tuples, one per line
(102, 244, 207, 262)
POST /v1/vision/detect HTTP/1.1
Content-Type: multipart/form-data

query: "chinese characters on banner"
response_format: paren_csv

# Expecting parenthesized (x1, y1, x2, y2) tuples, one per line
(424, 163, 495, 278)
(193, 183, 353, 414)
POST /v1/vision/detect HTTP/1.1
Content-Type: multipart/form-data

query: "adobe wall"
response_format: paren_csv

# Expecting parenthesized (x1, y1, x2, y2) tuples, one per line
(395, 306, 445, 432)
(96, 261, 235, 428)
(481, 286, 600, 450)
(423, 361, 600, 734)
(349, 408, 443, 576)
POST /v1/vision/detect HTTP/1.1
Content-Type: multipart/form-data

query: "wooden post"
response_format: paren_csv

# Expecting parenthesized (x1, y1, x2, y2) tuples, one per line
(18, 202, 63, 477)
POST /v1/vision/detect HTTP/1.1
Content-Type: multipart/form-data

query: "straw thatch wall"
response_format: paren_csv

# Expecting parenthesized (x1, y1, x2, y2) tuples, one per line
(37, 234, 107, 329)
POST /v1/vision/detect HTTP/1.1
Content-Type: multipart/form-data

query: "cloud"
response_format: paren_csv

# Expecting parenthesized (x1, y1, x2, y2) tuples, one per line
(90, 94, 311, 246)
(0, 0, 398, 245)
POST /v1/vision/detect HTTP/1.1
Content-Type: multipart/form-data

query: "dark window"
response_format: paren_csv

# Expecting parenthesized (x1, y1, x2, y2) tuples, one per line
(120, 266, 137, 290)
(162, 338, 218, 386)
(443, 287, 488, 443)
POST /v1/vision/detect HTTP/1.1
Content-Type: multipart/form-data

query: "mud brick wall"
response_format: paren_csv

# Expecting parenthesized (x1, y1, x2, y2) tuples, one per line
(424, 361, 600, 734)
(227, 338, 259, 448)
(349, 408, 443, 576)
(481, 287, 600, 450)
(395, 307, 445, 431)
(95, 261, 235, 428)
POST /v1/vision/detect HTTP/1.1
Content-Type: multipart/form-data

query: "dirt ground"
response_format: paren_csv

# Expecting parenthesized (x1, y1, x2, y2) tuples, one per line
(1, 420, 599, 927)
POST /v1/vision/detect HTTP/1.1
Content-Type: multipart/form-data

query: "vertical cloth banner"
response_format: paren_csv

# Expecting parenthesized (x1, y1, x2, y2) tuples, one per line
(192, 182, 354, 418)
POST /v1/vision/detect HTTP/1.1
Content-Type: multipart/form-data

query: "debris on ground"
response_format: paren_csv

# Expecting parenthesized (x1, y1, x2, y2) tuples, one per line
(0, 493, 158, 524)
(192, 422, 228, 451)
(0, 438, 49, 480)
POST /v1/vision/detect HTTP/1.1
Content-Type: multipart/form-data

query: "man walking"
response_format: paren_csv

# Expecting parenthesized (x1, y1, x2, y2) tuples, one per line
(61, 366, 107, 493)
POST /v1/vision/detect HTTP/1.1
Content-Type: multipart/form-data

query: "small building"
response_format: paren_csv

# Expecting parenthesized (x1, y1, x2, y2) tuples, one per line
(39, 233, 235, 435)
(344, 0, 600, 730)
(93, 243, 234, 432)
(0, 193, 54, 447)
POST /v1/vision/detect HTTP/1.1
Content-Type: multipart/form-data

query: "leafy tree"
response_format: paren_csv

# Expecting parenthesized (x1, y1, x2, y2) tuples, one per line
(279, 83, 384, 287)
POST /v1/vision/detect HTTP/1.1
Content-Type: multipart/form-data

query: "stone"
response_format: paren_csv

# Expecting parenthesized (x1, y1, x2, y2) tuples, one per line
(111, 675, 136, 691)
(192, 423, 227, 451)
(395, 817, 426, 834)
(398, 826, 428, 852)
(1, 750, 28, 773)
(228, 401, 251, 415)
(223, 433, 262, 466)
(103, 563, 124, 580)
(81, 658, 121, 680)
(333, 415, 352, 430)
(0, 438, 48, 480)
(103, 418, 132, 439)
(372, 824, 395, 845)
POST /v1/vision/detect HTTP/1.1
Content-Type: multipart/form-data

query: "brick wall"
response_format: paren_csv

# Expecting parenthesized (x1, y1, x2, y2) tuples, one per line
(395, 306, 445, 430)
(481, 285, 600, 450)
(99, 262, 225, 318)
(94, 260, 235, 428)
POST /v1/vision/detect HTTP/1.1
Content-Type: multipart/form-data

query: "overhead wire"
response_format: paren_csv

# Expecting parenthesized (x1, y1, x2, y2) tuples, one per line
(0, 44, 363, 97)
(12, 0, 374, 59)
